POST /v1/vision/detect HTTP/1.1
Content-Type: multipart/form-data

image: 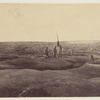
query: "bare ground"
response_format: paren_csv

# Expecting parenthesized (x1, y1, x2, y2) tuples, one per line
(0, 55, 100, 97)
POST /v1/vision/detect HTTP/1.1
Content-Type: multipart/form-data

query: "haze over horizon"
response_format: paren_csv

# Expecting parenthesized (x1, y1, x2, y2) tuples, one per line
(0, 4, 100, 42)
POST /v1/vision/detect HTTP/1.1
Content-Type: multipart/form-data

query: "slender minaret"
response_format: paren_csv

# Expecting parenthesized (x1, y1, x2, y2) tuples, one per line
(56, 34, 60, 46)
(56, 34, 62, 57)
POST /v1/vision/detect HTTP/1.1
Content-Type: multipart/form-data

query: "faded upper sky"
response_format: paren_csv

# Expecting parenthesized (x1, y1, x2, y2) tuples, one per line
(0, 4, 100, 41)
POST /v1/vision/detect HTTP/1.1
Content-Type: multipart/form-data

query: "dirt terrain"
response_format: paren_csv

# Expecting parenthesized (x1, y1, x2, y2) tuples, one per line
(0, 55, 100, 97)
(0, 42, 100, 97)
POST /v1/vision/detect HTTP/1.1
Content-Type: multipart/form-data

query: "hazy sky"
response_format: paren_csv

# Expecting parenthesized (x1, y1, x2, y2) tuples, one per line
(0, 4, 100, 41)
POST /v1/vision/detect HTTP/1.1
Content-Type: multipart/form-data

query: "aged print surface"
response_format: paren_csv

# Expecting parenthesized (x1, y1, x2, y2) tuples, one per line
(0, 4, 100, 97)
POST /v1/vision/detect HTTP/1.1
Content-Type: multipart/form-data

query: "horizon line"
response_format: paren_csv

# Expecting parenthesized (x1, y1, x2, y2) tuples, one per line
(0, 40, 100, 42)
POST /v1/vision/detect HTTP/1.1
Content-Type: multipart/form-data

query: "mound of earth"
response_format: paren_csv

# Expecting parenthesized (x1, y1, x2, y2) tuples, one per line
(0, 56, 88, 70)
(0, 55, 100, 97)
(0, 61, 100, 97)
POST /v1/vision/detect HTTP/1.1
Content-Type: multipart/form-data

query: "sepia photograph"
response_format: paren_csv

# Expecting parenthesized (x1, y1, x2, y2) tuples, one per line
(0, 1, 100, 98)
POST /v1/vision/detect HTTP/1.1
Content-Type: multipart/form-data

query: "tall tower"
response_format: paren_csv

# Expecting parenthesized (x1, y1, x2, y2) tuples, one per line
(56, 34, 62, 57)
(57, 34, 60, 46)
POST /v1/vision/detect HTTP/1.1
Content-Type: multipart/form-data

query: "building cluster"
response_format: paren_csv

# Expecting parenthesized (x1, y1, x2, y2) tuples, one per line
(44, 34, 63, 58)
(45, 43, 62, 58)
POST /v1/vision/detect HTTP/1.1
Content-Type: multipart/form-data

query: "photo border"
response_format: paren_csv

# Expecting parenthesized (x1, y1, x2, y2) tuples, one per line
(0, 0, 100, 100)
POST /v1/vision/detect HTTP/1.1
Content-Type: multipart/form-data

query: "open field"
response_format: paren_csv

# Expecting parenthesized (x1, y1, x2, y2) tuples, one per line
(0, 41, 100, 97)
